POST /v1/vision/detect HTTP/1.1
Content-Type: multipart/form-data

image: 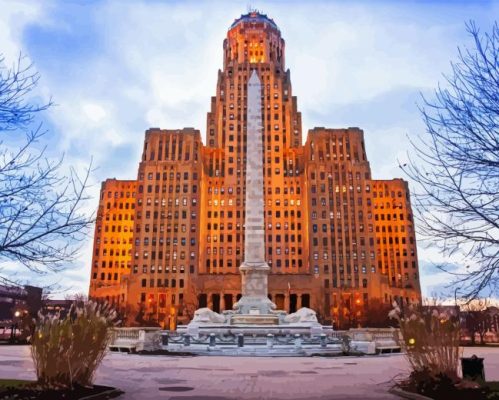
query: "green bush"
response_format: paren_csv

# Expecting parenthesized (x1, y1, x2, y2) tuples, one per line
(30, 301, 118, 389)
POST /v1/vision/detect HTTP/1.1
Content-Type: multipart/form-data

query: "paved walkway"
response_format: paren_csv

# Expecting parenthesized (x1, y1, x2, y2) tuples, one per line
(1, 346, 498, 399)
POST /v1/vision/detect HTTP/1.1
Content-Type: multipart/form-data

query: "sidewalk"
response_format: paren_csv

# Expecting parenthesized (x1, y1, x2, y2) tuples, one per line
(1, 346, 498, 399)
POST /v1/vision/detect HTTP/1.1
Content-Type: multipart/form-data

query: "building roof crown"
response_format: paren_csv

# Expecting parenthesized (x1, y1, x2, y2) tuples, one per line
(230, 10, 279, 32)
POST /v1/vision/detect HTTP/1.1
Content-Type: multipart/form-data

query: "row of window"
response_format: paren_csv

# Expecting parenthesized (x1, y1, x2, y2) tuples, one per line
(313, 251, 375, 260)
(135, 251, 196, 260)
(102, 213, 134, 221)
(375, 213, 411, 221)
(374, 202, 405, 209)
(310, 171, 368, 181)
(372, 189, 405, 198)
(135, 237, 195, 246)
(141, 278, 184, 288)
(139, 292, 182, 306)
(142, 171, 198, 181)
(135, 223, 197, 234)
(377, 249, 417, 257)
(95, 237, 131, 245)
(94, 249, 130, 257)
(379, 260, 418, 270)
(93, 261, 130, 269)
(377, 237, 414, 245)
(320, 264, 373, 274)
(312, 237, 373, 246)
(137, 212, 197, 222)
(95, 272, 120, 280)
(144, 138, 199, 162)
(311, 223, 374, 233)
(377, 225, 411, 233)
(138, 197, 196, 207)
(105, 202, 135, 210)
(133, 265, 195, 274)
(324, 278, 369, 289)
(311, 210, 368, 220)
(103, 190, 135, 199)
(206, 166, 300, 178)
(136, 210, 196, 220)
(138, 184, 198, 194)
(205, 233, 303, 243)
(310, 196, 368, 207)
(205, 258, 304, 268)
(135, 225, 197, 234)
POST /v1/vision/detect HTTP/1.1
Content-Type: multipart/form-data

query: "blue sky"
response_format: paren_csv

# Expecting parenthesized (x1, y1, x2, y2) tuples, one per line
(1, 0, 498, 298)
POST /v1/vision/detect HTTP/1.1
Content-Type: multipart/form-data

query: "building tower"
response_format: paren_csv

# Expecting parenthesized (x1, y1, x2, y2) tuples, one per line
(88, 11, 422, 328)
(199, 12, 309, 313)
(126, 128, 203, 327)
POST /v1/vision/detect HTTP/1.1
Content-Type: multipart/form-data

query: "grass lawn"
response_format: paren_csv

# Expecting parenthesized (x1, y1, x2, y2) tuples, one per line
(0, 379, 32, 389)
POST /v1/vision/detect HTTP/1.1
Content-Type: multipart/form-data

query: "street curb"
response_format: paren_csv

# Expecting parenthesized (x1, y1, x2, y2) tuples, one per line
(388, 387, 433, 400)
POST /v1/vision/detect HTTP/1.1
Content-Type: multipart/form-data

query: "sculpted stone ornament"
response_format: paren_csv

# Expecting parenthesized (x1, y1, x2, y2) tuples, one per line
(284, 308, 319, 324)
(191, 308, 226, 324)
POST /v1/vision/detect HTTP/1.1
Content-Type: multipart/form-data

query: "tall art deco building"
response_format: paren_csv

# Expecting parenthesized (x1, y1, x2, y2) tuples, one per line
(89, 12, 421, 328)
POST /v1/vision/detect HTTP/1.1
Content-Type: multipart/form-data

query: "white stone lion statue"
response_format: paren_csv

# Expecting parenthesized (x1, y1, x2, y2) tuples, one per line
(191, 307, 226, 324)
(284, 307, 319, 323)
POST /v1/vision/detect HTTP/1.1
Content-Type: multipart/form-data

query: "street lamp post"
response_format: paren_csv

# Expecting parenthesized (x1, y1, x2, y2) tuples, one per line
(11, 310, 22, 342)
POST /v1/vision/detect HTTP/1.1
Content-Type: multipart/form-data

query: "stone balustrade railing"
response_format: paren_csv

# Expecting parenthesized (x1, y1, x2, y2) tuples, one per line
(109, 327, 161, 352)
(108, 327, 401, 355)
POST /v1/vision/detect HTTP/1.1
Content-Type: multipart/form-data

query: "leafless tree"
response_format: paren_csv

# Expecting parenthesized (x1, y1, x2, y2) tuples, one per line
(311, 286, 330, 325)
(403, 22, 499, 300)
(462, 298, 491, 345)
(331, 284, 362, 330)
(181, 280, 203, 321)
(0, 54, 93, 282)
(363, 298, 397, 328)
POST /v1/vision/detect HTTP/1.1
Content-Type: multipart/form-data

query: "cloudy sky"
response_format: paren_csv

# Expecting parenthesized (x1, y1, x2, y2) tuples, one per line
(1, 0, 498, 298)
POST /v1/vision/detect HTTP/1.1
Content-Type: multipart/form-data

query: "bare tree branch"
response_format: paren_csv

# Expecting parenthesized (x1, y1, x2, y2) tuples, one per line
(402, 21, 499, 301)
(0, 53, 94, 280)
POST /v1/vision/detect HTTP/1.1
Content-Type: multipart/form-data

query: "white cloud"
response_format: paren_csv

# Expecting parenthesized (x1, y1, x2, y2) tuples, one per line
(0, 0, 44, 61)
(82, 102, 107, 123)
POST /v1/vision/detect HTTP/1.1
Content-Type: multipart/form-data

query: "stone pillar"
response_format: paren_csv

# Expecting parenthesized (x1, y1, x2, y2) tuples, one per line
(208, 293, 213, 310)
(284, 294, 290, 313)
(236, 70, 275, 315)
(243, 70, 266, 265)
(297, 293, 302, 310)
(220, 293, 226, 311)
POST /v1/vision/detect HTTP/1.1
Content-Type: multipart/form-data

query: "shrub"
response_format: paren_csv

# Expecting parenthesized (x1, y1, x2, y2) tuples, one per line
(30, 300, 118, 389)
(389, 303, 462, 382)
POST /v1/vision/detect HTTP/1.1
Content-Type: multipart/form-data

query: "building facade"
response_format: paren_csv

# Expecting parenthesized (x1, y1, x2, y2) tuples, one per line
(89, 179, 136, 305)
(88, 12, 421, 328)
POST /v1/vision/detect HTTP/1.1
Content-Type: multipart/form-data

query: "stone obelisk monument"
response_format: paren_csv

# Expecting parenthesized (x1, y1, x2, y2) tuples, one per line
(234, 70, 277, 317)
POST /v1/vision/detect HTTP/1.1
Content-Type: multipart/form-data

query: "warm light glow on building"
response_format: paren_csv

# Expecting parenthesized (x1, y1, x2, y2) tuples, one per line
(88, 11, 421, 326)
(88, 179, 136, 306)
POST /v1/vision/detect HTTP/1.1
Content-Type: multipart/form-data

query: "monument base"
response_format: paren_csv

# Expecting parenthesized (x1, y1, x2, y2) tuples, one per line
(230, 314, 279, 325)
(180, 306, 332, 338)
(233, 294, 277, 316)
(178, 320, 332, 338)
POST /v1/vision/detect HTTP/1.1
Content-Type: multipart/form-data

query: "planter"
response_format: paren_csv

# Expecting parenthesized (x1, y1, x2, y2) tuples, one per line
(390, 381, 499, 400)
(0, 383, 123, 400)
(389, 387, 433, 400)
